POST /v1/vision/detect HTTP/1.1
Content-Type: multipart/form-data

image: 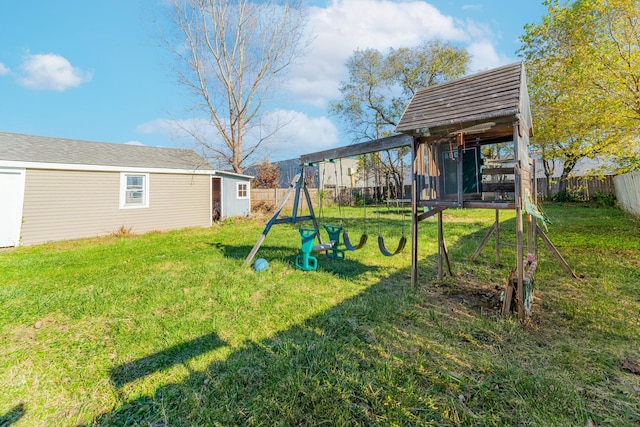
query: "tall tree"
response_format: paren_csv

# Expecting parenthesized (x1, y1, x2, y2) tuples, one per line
(164, 0, 308, 173)
(329, 41, 470, 196)
(520, 0, 640, 193)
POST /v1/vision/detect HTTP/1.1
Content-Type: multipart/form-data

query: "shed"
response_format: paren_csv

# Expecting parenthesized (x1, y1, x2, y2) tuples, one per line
(211, 170, 253, 219)
(0, 132, 250, 247)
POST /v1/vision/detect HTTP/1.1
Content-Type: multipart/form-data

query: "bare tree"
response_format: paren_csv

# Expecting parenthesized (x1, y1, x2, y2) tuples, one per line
(165, 0, 308, 173)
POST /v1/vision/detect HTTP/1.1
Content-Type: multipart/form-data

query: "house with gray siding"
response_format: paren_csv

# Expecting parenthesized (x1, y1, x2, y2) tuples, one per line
(0, 132, 252, 247)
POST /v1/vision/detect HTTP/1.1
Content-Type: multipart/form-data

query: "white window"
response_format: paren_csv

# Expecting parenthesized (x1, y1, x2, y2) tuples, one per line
(237, 182, 249, 199)
(120, 173, 149, 209)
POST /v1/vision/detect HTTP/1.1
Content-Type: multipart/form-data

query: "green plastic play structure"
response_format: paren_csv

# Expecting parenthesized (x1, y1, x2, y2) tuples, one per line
(295, 228, 319, 271)
(323, 224, 345, 260)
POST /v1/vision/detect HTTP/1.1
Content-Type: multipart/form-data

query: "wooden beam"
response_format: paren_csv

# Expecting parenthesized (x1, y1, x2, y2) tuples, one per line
(495, 209, 500, 265)
(482, 167, 515, 175)
(471, 222, 497, 261)
(481, 182, 516, 192)
(411, 138, 419, 288)
(456, 136, 464, 208)
(299, 134, 412, 164)
(536, 225, 579, 279)
(502, 269, 516, 317)
(417, 206, 447, 222)
(418, 200, 516, 209)
(438, 211, 444, 280)
(513, 128, 525, 321)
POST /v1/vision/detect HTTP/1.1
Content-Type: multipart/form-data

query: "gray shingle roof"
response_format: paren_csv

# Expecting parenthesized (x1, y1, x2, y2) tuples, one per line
(0, 132, 212, 170)
(396, 62, 532, 137)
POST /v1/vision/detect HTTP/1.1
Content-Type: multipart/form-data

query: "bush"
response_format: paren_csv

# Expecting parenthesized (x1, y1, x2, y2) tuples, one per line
(591, 191, 616, 207)
(552, 190, 580, 203)
(252, 199, 276, 215)
(111, 225, 134, 238)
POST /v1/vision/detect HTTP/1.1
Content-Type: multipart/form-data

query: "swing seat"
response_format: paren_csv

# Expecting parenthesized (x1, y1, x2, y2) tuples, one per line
(312, 241, 335, 252)
(378, 233, 407, 257)
(343, 231, 367, 251)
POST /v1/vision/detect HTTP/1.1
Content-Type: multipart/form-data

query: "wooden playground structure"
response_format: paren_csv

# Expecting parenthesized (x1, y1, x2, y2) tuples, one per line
(245, 62, 576, 320)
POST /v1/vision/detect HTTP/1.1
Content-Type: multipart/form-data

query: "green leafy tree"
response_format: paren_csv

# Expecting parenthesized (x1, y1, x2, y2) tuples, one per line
(330, 41, 470, 197)
(520, 0, 640, 195)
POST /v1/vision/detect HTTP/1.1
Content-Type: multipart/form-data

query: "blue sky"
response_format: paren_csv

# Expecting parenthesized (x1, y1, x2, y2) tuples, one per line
(0, 0, 548, 164)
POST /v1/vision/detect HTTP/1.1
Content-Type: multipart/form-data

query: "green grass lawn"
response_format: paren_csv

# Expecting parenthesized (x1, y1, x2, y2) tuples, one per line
(1, 204, 639, 426)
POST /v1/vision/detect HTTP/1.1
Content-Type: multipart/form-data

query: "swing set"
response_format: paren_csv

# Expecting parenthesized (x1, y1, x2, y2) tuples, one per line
(243, 154, 409, 271)
(245, 62, 577, 320)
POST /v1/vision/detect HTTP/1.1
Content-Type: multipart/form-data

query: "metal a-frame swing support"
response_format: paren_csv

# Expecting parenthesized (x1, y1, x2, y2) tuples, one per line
(243, 166, 322, 267)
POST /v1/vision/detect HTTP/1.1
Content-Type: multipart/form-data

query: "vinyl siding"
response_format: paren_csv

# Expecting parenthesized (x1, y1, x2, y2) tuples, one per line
(20, 169, 211, 246)
(221, 175, 251, 217)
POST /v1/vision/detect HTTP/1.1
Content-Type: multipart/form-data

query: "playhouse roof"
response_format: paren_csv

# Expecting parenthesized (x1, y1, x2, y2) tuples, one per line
(0, 132, 212, 171)
(395, 62, 532, 139)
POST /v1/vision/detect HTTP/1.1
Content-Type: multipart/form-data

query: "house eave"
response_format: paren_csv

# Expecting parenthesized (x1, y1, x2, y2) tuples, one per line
(0, 160, 216, 175)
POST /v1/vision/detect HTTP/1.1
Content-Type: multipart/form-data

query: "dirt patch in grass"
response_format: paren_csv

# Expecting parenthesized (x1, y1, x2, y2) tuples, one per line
(422, 274, 505, 318)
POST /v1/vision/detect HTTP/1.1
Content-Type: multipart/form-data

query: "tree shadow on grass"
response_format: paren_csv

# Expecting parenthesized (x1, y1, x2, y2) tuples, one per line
(110, 332, 226, 389)
(87, 269, 453, 426)
(85, 250, 509, 427)
(85, 213, 591, 426)
(211, 241, 379, 279)
(211, 242, 297, 261)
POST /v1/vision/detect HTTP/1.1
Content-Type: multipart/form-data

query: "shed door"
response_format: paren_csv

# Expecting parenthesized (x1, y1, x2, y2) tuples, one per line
(0, 169, 26, 247)
(212, 177, 222, 221)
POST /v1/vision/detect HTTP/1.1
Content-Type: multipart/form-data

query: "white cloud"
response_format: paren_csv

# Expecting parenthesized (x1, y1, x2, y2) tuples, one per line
(124, 141, 145, 146)
(466, 40, 511, 71)
(287, 0, 508, 108)
(17, 53, 93, 91)
(0, 63, 10, 76)
(135, 118, 186, 136)
(262, 109, 339, 160)
(135, 110, 339, 162)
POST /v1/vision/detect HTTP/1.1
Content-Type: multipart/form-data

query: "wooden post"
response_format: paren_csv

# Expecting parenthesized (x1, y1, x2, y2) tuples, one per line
(502, 269, 515, 317)
(495, 209, 500, 265)
(431, 144, 440, 201)
(513, 124, 525, 321)
(527, 214, 533, 260)
(442, 232, 453, 277)
(411, 138, 420, 288)
(532, 159, 538, 258)
(456, 133, 464, 208)
(438, 211, 444, 280)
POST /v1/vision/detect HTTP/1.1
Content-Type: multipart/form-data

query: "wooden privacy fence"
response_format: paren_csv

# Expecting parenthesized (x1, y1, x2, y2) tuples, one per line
(252, 188, 320, 211)
(614, 171, 640, 216)
(252, 176, 617, 209)
(251, 186, 404, 211)
(536, 176, 615, 200)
